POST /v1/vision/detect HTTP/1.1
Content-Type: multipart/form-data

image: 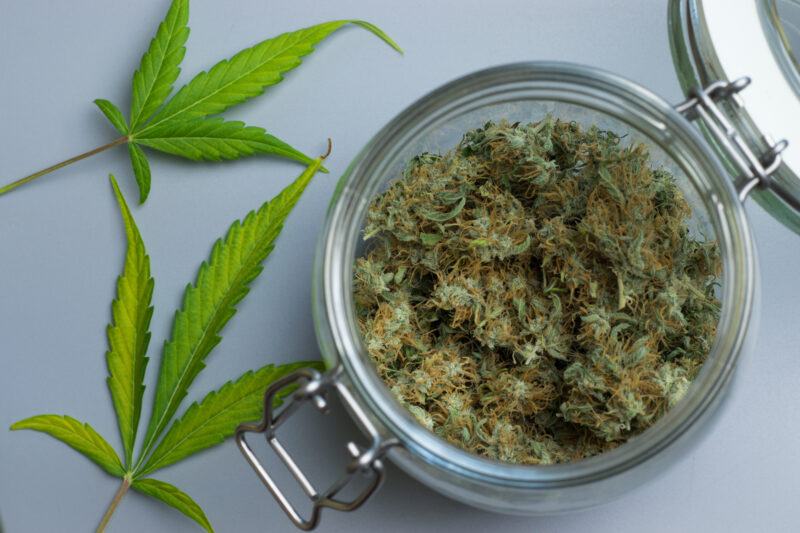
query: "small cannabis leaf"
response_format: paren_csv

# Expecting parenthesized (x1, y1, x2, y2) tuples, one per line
(11, 154, 328, 532)
(129, 0, 190, 132)
(9, 416, 125, 477)
(0, 0, 401, 202)
(132, 478, 213, 532)
(133, 118, 307, 163)
(139, 364, 308, 476)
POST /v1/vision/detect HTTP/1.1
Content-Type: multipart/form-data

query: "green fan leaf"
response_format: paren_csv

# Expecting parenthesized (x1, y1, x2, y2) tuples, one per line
(134, 117, 315, 165)
(94, 99, 129, 135)
(0, 10, 398, 199)
(10, 415, 125, 477)
(132, 478, 213, 533)
(139, 20, 402, 132)
(107, 175, 154, 467)
(136, 155, 325, 466)
(138, 361, 322, 476)
(129, 0, 190, 130)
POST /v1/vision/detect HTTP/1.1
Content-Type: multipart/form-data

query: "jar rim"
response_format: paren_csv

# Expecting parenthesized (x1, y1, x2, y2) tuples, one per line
(314, 61, 756, 488)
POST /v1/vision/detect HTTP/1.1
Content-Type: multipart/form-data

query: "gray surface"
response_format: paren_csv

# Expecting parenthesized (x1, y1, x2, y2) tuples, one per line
(1, 0, 798, 531)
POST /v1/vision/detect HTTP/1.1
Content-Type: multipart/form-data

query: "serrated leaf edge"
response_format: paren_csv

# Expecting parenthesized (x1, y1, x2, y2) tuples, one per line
(10, 415, 125, 477)
(94, 99, 129, 135)
(134, 117, 315, 165)
(139, 361, 319, 475)
(132, 478, 213, 532)
(107, 175, 154, 468)
(129, 0, 191, 130)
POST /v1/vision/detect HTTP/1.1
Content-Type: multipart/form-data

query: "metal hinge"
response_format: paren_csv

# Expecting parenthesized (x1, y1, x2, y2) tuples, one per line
(674, 77, 791, 204)
(235, 366, 398, 530)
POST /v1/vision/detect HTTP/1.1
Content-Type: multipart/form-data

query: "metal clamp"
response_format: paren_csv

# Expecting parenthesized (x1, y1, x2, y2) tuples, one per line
(235, 367, 398, 530)
(674, 77, 795, 208)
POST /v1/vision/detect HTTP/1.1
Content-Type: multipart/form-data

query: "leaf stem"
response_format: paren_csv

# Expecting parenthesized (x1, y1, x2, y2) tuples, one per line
(0, 136, 129, 196)
(97, 476, 131, 533)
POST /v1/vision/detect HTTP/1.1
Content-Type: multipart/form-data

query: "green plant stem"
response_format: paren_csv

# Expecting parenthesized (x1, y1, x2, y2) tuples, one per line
(96, 475, 131, 533)
(0, 136, 129, 196)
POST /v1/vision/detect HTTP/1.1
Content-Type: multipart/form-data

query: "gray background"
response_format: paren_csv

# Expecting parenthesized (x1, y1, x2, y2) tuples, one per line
(1, 0, 798, 531)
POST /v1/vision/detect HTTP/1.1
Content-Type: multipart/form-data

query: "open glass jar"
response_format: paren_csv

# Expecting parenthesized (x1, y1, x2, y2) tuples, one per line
(236, 1, 800, 529)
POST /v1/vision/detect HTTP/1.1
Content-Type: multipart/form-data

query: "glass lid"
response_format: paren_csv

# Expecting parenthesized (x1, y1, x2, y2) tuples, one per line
(763, 0, 800, 97)
(669, 0, 800, 234)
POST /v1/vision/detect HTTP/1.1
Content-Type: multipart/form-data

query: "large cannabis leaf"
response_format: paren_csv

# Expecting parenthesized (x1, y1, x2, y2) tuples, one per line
(11, 155, 327, 532)
(0, 0, 401, 202)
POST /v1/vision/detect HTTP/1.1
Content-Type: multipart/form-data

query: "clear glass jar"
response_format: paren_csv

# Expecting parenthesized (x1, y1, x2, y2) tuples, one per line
(237, 61, 763, 529)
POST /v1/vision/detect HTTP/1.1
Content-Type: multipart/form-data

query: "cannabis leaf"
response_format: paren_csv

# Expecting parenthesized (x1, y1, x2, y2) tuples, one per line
(0, 0, 401, 202)
(139, 364, 308, 476)
(138, 20, 398, 128)
(10, 416, 125, 477)
(133, 118, 307, 162)
(132, 478, 213, 532)
(11, 153, 328, 532)
(106, 177, 154, 468)
(129, 0, 190, 131)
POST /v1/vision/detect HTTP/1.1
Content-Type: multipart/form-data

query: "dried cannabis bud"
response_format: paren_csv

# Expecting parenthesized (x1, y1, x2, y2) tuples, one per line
(354, 118, 721, 464)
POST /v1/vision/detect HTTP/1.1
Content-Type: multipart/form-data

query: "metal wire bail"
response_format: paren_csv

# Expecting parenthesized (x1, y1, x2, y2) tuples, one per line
(235, 367, 398, 530)
(674, 77, 794, 207)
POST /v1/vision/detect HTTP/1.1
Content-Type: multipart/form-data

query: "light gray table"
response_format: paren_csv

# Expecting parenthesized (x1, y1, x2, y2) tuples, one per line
(1, 1, 798, 531)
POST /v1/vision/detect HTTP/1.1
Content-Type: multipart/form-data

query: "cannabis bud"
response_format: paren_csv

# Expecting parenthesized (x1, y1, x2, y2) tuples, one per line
(354, 118, 721, 464)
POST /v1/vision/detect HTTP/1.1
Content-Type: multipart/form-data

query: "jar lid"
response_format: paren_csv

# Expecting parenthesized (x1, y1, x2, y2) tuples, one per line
(670, 0, 800, 233)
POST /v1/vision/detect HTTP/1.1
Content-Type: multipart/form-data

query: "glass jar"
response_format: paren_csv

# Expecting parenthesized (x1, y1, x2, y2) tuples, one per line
(236, 2, 799, 529)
